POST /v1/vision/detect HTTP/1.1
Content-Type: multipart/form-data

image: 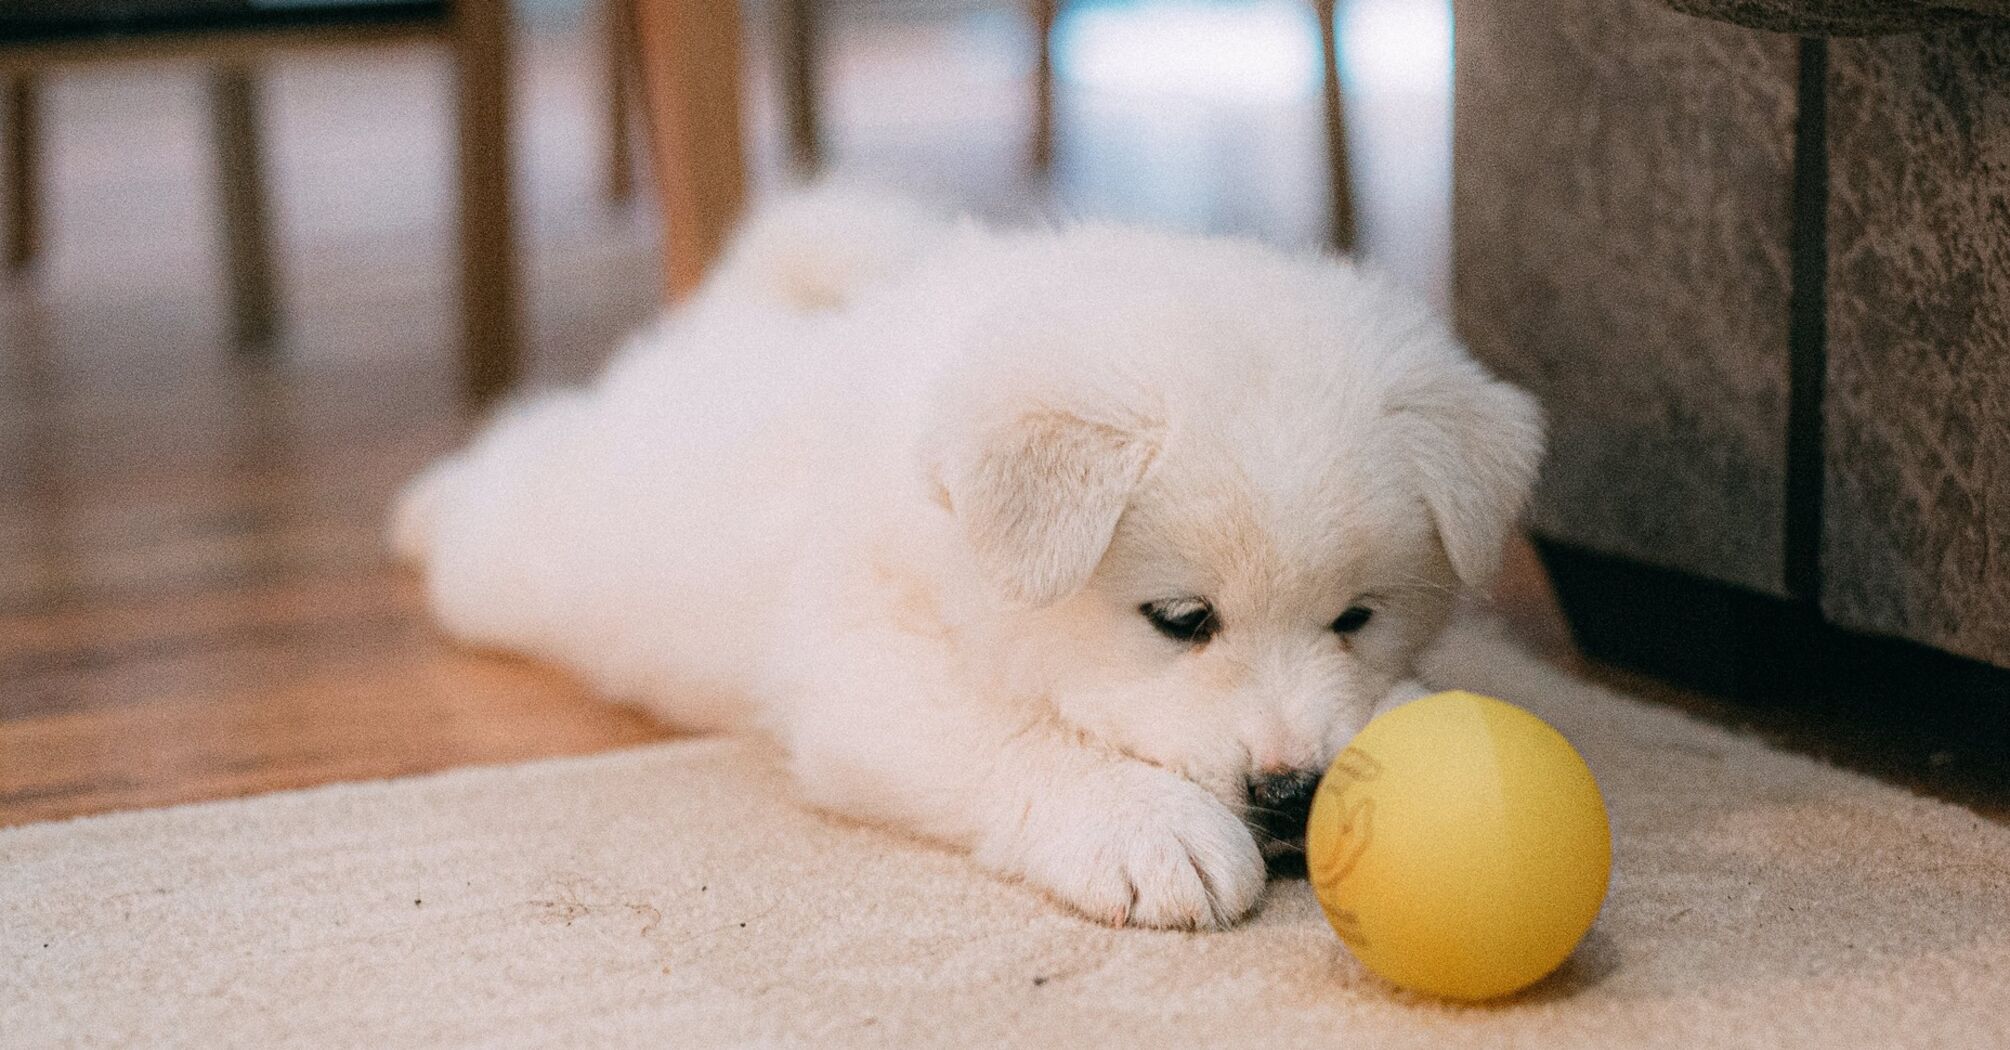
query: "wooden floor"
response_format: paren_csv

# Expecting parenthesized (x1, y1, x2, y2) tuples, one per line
(1, 2, 1537, 827)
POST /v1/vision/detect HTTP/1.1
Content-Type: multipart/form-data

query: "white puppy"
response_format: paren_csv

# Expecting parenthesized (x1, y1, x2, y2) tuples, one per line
(393, 190, 1545, 930)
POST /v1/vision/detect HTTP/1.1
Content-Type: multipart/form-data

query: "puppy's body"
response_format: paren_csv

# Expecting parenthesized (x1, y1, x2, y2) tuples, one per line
(397, 192, 1543, 928)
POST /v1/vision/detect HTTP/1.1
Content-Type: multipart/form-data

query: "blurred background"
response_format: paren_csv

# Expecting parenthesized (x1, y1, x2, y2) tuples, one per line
(0, 0, 1460, 821)
(2, 0, 1450, 390)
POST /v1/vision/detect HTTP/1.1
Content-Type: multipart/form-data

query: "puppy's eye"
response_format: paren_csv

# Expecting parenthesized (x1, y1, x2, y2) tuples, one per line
(1331, 605, 1374, 635)
(1141, 598, 1218, 645)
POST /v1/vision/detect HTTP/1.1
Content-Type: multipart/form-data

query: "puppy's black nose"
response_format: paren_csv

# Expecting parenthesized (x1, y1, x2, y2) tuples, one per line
(1247, 769, 1322, 877)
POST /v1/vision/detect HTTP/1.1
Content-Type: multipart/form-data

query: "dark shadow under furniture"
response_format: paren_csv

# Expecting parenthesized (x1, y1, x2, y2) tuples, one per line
(1, 0, 520, 403)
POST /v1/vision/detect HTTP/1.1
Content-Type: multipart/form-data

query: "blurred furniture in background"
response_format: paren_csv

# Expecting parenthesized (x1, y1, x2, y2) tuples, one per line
(599, 0, 638, 203)
(4, 78, 38, 273)
(1455, 0, 2010, 709)
(616, 0, 1357, 298)
(625, 0, 748, 299)
(0, 0, 519, 403)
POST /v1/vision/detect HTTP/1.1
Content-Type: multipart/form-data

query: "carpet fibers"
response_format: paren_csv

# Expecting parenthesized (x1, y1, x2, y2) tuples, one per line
(7, 640, 2010, 1048)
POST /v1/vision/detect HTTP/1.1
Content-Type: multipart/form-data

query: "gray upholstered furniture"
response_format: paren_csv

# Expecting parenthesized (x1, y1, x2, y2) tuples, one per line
(1454, 0, 2010, 703)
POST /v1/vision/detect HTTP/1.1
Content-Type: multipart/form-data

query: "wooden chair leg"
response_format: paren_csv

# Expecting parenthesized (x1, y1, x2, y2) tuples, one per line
(209, 66, 281, 351)
(777, 0, 822, 174)
(1030, 0, 1057, 172)
(452, 0, 521, 404)
(604, 0, 636, 203)
(630, 0, 748, 300)
(6, 76, 43, 273)
(1315, 0, 1356, 254)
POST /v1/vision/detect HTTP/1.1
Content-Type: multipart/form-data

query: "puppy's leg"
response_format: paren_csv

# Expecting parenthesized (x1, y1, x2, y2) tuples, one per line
(388, 392, 601, 656)
(778, 628, 1266, 929)
(967, 729, 1268, 929)
(387, 454, 462, 565)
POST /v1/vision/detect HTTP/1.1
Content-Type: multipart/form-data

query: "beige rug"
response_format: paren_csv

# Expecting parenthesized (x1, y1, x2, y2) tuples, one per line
(7, 637, 2010, 1048)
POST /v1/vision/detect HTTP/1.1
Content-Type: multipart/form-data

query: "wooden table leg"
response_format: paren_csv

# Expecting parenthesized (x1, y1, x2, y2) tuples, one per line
(452, 0, 521, 404)
(1030, 0, 1057, 172)
(210, 65, 281, 351)
(1315, 0, 1356, 254)
(778, 0, 822, 174)
(603, 0, 636, 203)
(6, 76, 42, 273)
(630, 0, 748, 300)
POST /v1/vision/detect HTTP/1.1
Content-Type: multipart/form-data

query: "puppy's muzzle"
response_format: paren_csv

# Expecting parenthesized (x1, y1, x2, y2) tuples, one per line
(1247, 769, 1322, 877)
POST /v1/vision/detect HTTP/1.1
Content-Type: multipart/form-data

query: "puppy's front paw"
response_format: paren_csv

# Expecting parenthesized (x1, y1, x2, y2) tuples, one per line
(979, 761, 1264, 930)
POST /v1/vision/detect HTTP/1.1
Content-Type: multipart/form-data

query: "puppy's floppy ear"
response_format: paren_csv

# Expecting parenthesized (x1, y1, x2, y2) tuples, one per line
(1395, 372, 1546, 589)
(936, 409, 1160, 606)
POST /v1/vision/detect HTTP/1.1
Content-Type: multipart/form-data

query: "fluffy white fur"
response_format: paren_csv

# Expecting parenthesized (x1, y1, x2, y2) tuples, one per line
(394, 189, 1546, 930)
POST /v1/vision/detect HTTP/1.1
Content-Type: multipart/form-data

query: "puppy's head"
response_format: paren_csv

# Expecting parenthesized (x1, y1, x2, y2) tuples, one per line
(929, 229, 1545, 871)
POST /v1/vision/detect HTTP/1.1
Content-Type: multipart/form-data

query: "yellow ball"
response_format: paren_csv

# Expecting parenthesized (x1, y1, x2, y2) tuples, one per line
(1307, 690, 1611, 1001)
